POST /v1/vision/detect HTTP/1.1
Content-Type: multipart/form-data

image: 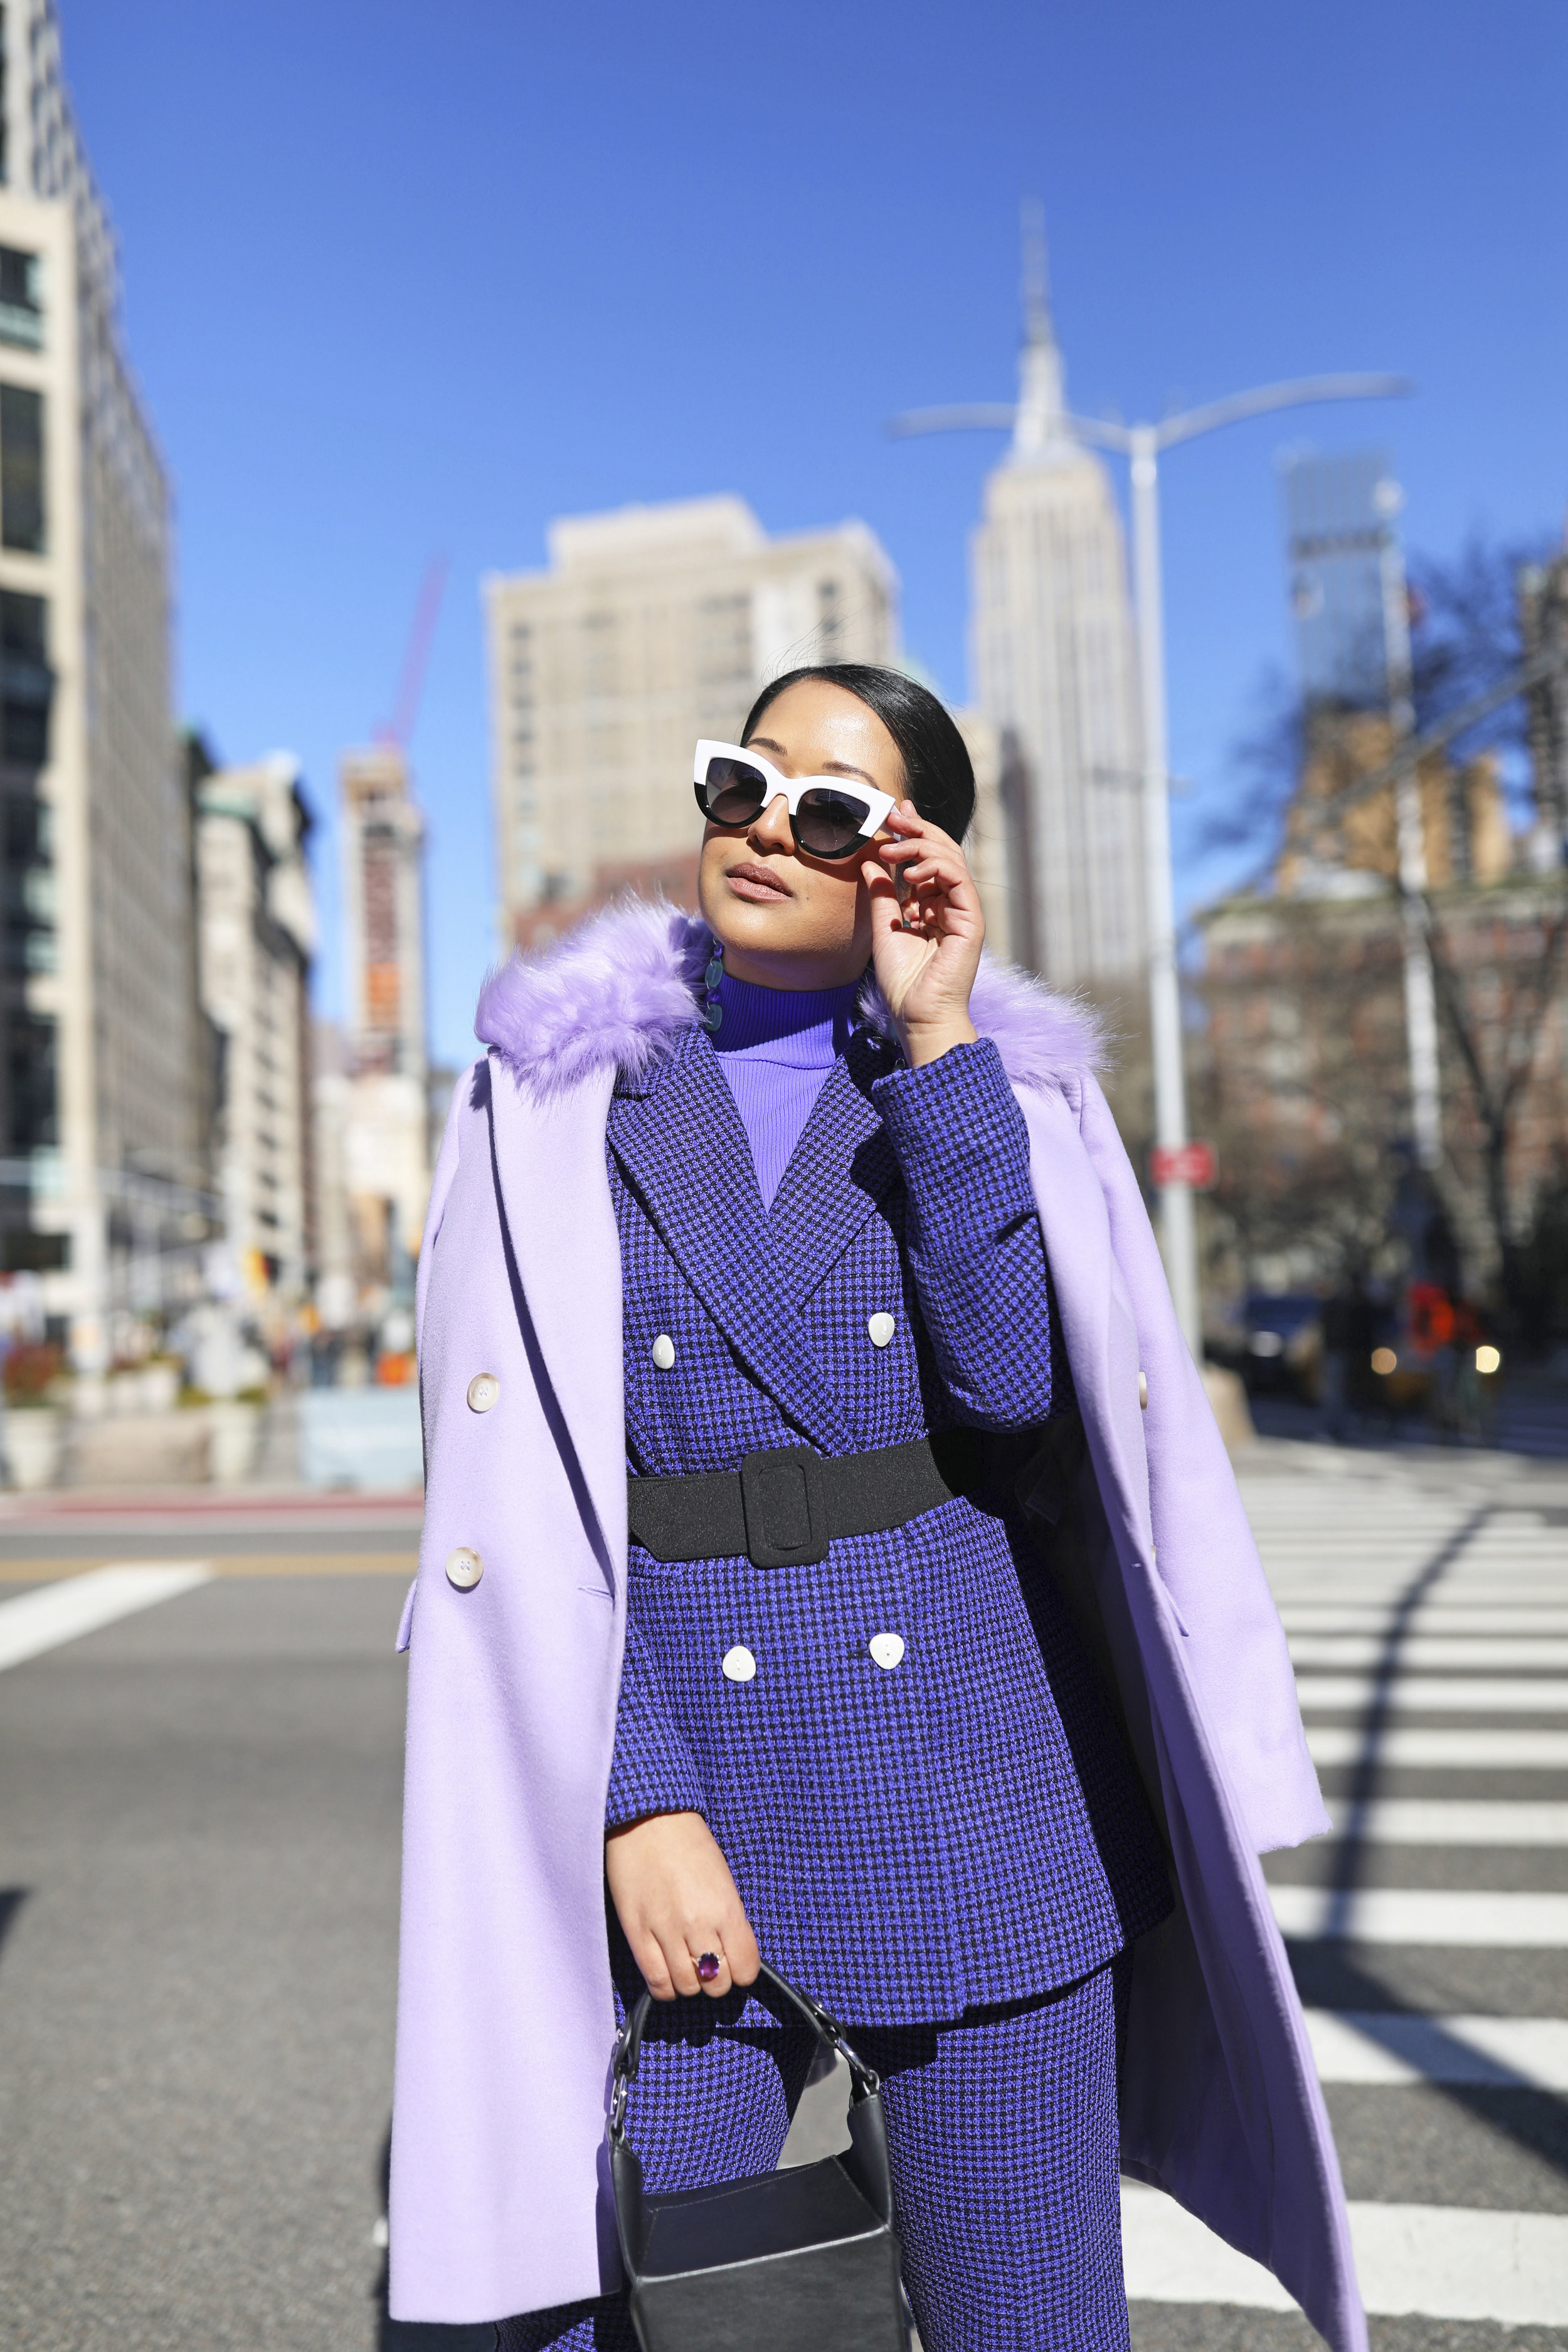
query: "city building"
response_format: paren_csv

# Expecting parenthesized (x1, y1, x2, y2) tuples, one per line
(485, 495, 898, 947)
(191, 744, 315, 1303)
(1278, 715, 1513, 900)
(1280, 449, 1401, 711)
(331, 743, 429, 1311)
(1522, 525, 1568, 866)
(0, 3, 209, 1365)
(969, 258, 1146, 988)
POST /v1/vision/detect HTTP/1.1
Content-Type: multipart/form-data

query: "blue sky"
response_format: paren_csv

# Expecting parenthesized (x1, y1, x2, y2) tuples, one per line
(61, 0, 1568, 1066)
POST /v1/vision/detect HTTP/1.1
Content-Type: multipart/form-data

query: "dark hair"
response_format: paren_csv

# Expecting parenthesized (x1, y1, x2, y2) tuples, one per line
(741, 664, 977, 842)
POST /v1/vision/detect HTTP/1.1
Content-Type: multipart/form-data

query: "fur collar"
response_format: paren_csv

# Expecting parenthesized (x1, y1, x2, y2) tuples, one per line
(475, 895, 1108, 1101)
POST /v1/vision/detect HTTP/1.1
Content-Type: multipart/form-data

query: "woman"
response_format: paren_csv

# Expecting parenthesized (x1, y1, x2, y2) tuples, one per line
(389, 667, 1363, 2352)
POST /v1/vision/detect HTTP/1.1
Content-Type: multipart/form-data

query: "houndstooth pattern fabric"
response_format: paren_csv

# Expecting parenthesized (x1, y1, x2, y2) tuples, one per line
(495, 1953, 1131, 2352)
(603, 1024, 1170, 2021)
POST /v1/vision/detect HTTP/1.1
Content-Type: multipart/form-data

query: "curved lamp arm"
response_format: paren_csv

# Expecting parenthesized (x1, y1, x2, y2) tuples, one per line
(1153, 372, 1414, 450)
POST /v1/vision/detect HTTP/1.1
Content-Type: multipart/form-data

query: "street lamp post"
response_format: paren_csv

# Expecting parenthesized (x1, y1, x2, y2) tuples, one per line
(895, 371, 1411, 1358)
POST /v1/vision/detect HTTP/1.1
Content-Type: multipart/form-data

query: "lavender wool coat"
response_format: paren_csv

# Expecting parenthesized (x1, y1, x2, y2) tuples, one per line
(389, 899, 1364, 2349)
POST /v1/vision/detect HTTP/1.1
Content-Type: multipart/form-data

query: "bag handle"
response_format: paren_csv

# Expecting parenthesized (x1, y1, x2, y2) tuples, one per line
(608, 1959, 880, 2143)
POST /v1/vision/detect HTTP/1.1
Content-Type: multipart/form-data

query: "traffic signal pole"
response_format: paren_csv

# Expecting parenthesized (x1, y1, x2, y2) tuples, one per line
(1128, 424, 1199, 1352)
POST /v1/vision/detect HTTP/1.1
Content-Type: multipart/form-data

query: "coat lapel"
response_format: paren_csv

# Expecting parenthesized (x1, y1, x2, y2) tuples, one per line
(483, 1051, 628, 1589)
(765, 1029, 899, 1311)
(608, 1026, 853, 1453)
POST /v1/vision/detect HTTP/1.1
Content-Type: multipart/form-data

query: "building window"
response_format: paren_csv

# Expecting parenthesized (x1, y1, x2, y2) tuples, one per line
(0, 248, 42, 351)
(0, 384, 43, 552)
(1, 1231, 68, 1273)
(2, 793, 55, 973)
(7, 1015, 56, 1152)
(0, 592, 51, 768)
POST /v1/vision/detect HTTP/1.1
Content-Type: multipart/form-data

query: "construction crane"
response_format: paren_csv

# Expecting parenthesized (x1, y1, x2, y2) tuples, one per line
(374, 554, 449, 749)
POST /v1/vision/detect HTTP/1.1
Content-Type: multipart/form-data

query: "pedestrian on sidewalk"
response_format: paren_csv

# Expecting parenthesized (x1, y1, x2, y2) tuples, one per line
(1321, 1274, 1375, 1443)
(389, 668, 1363, 2351)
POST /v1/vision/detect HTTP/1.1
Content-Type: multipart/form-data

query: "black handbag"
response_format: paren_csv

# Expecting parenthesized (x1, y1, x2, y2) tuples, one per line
(607, 1961, 908, 2352)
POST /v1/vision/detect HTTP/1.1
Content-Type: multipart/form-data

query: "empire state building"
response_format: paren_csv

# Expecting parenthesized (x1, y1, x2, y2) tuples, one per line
(970, 248, 1147, 987)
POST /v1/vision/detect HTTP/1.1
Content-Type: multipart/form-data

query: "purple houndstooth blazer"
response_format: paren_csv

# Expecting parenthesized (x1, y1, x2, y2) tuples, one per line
(603, 1014, 1173, 2023)
(389, 899, 1364, 2352)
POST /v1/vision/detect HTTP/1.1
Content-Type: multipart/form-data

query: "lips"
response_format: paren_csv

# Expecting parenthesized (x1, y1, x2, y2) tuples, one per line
(725, 861, 793, 903)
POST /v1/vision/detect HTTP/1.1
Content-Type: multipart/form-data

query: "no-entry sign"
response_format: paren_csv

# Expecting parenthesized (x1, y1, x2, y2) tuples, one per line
(1151, 1141, 1217, 1190)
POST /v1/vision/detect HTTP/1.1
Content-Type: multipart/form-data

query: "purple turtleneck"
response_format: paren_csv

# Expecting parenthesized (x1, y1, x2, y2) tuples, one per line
(709, 968, 863, 1209)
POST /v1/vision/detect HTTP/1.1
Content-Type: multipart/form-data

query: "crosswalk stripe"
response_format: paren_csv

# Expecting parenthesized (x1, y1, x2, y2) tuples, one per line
(1306, 1723, 1568, 1767)
(1295, 1673, 1568, 1712)
(1121, 2186, 1568, 2324)
(1278, 1581, 1568, 1599)
(1323, 1797, 1568, 1843)
(1304, 2011, 1568, 2089)
(0, 1563, 213, 1671)
(1231, 1461, 1568, 2331)
(1282, 1610, 1568, 1635)
(1290, 1634, 1568, 1667)
(1269, 1884, 1568, 1945)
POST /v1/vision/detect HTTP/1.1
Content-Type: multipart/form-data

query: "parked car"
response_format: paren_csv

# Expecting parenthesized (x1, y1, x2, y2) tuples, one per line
(1225, 1292, 1325, 1402)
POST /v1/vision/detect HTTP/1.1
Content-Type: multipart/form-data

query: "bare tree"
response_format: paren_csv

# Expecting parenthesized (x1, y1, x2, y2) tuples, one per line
(1191, 530, 1568, 1323)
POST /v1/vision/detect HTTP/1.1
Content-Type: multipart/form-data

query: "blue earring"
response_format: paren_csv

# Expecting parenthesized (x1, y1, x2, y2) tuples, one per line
(701, 938, 724, 1032)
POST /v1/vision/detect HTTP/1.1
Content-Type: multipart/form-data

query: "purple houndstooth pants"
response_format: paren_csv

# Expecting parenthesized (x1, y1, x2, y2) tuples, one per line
(496, 1950, 1132, 2352)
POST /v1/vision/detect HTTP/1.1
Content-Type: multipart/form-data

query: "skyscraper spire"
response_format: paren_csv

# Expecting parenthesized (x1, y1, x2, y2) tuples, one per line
(1012, 199, 1070, 461)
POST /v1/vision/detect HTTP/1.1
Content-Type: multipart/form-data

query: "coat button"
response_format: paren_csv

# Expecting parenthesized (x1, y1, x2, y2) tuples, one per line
(869, 1631, 905, 1671)
(445, 1547, 482, 1590)
(651, 1335, 676, 1370)
(1138, 1370, 1148, 1409)
(867, 1313, 896, 1349)
(721, 1644, 756, 1683)
(466, 1373, 500, 1413)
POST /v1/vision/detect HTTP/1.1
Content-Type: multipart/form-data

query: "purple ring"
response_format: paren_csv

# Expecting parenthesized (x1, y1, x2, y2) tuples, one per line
(696, 1951, 721, 1983)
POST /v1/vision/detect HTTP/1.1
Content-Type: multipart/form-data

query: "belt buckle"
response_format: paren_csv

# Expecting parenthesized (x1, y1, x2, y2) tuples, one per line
(738, 1446, 829, 1570)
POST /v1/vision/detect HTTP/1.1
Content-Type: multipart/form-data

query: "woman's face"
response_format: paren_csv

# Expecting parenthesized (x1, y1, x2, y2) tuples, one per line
(696, 677, 906, 989)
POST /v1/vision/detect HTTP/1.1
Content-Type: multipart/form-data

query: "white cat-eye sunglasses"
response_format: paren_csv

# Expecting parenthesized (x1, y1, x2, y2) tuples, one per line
(692, 739, 898, 862)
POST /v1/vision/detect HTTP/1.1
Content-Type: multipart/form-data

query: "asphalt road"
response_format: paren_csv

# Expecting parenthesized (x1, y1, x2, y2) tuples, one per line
(1, 1450, 1565, 2351)
(0, 1531, 426, 2351)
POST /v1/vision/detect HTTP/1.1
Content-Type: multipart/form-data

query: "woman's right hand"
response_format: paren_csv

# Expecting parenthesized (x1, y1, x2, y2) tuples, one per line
(605, 1810, 761, 2001)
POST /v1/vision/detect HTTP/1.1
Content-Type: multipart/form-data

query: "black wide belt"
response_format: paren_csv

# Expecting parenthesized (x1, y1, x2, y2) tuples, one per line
(626, 1426, 1067, 1571)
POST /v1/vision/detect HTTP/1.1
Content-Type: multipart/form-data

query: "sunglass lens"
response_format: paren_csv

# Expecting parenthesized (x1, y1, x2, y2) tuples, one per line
(795, 787, 872, 857)
(702, 755, 769, 826)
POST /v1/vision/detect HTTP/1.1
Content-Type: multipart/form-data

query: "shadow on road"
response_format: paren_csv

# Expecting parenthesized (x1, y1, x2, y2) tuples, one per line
(0, 1885, 28, 1968)
(1296, 1499, 1568, 2184)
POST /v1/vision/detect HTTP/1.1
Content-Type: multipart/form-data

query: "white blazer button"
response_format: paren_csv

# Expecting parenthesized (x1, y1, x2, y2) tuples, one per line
(1138, 1370, 1149, 1409)
(466, 1373, 500, 1413)
(651, 1335, 676, 1370)
(867, 1313, 896, 1349)
(721, 1645, 756, 1683)
(445, 1547, 482, 1590)
(869, 1631, 905, 1670)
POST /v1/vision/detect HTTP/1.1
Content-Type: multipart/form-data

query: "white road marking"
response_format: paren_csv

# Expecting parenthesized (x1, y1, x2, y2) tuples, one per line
(1295, 1673, 1568, 1713)
(1122, 2186, 1568, 2324)
(1273, 1573, 1568, 1593)
(1323, 1798, 1568, 1844)
(1290, 1634, 1568, 1668)
(1304, 2010, 1568, 2089)
(1279, 1592, 1568, 1615)
(1306, 1724, 1568, 1768)
(0, 1563, 213, 1671)
(1281, 1609, 1568, 1636)
(1269, 1885, 1568, 1946)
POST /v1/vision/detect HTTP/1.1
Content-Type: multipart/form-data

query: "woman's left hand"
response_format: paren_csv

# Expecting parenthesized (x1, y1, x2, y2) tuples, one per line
(861, 803, 984, 1068)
